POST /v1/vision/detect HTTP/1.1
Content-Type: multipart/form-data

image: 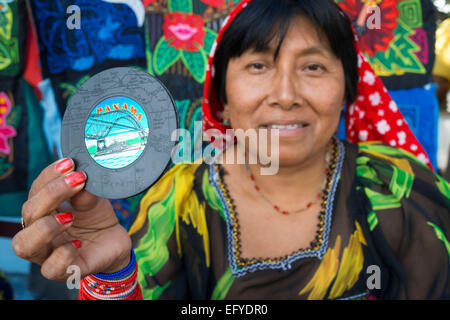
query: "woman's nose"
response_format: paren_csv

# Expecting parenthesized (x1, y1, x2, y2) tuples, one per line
(267, 70, 300, 110)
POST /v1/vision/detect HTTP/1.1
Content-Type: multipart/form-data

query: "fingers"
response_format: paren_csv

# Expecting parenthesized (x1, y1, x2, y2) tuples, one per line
(22, 170, 87, 226)
(29, 158, 75, 198)
(41, 240, 82, 281)
(12, 212, 75, 265)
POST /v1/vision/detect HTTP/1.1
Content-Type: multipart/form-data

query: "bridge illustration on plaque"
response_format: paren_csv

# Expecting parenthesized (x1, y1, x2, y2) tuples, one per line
(84, 96, 149, 169)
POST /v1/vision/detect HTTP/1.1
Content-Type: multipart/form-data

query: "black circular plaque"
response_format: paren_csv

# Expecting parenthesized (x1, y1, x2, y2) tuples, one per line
(61, 67, 179, 199)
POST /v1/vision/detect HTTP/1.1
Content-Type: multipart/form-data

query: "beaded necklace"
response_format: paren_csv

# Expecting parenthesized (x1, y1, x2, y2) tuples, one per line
(212, 138, 342, 271)
(244, 138, 338, 215)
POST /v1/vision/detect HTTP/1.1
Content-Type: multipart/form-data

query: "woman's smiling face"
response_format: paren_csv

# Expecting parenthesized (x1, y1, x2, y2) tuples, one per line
(223, 15, 347, 167)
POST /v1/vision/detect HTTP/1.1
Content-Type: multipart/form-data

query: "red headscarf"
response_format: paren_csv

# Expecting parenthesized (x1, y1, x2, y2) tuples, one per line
(201, 0, 433, 170)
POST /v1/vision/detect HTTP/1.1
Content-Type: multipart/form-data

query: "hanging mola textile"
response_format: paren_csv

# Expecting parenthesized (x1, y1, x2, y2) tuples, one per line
(143, 0, 241, 167)
(0, 0, 53, 219)
(336, 0, 439, 170)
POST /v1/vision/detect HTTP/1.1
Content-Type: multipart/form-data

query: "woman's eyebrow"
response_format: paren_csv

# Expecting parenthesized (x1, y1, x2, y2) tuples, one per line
(248, 44, 332, 57)
(296, 45, 331, 57)
(245, 43, 332, 61)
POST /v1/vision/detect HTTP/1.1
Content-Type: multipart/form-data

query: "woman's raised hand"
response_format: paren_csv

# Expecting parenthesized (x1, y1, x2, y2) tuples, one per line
(12, 158, 132, 281)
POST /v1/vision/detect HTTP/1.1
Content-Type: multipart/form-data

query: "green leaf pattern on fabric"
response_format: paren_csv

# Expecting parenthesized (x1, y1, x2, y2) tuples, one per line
(203, 27, 217, 56)
(436, 175, 450, 202)
(356, 163, 383, 185)
(0, 2, 19, 76)
(211, 267, 235, 300)
(389, 165, 414, 200)
(134, 184, 177, 300)
(5, 103, 21, 129)
(427, 222, 450, 262)
(154, 37, 181, 75)
(181, 49, 206, 83)
(357, 145, 412, 212)
(367, 211, 378, 231)
(168, 0, 193, 13)
(358, 143, 450, 262)
(364, 187, 402, 211)
(358, 143, 427, 169)
(368, 20, 426, 76)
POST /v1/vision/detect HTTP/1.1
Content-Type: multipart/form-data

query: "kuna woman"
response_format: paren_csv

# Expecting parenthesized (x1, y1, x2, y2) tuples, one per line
(13, 0, 450, 300)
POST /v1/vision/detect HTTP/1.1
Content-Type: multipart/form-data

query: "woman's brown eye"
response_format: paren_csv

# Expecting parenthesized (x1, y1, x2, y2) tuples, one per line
(249, 63, 265, 70)
(307, 64, 323, 72)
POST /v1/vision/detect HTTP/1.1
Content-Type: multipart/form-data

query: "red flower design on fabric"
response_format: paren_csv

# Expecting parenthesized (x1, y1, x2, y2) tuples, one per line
(163, 12, 206, 52)
(338, 0, 399, 57)
(201, 0, 227, 8)
(142, 0, 156, 6)
(0, 92, 17, 155)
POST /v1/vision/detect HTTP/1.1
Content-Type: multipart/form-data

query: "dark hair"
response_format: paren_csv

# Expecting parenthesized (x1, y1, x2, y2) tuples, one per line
(213, 0, 358, 106)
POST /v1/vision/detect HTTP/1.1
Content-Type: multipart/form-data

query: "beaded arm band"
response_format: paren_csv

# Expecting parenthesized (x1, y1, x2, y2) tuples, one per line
(78, 249, 143, 300)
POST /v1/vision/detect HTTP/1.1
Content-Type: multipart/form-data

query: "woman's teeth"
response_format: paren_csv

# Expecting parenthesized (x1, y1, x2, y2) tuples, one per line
(267, 124, 306, 129)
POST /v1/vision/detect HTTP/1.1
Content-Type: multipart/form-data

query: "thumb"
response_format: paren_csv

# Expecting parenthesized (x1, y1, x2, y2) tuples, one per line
(70, 189, 104, 212)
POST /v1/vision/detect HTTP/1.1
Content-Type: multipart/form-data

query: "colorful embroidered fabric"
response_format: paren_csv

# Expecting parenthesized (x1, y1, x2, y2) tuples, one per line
(29, 0, 147, 115)
(0, 0, 53, 217)
(201, 0, 433, 170)
(120, 140, 449, 299)
(0, 0, 25, 78)
(335, 0, 439, 172)
(144, 0, 240, 164)
(336, 0, 437, 91)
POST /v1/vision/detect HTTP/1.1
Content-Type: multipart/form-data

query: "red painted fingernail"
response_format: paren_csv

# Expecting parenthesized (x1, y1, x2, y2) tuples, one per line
(55, 212, 73, 225)
(64, 171, 86, 187)
(72, 240, 82, 249)
(55, 158, 73, 174)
